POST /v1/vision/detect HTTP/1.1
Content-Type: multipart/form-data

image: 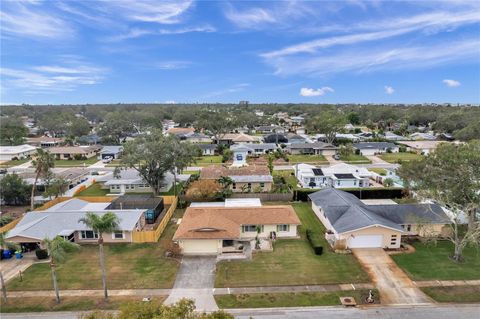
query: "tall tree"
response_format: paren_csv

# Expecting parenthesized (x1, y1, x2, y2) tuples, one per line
(67, 117, 91, 138)
(197, 110, 236, 143)
(0, 118, 28, 146)
(44, 177, 70, 199)
(163, 137, 198, 196)
(306, 111, 346, 144)
(0, 232, 19, 302)
(42, 236, 79, 303)
(31, 149, 55, 210)
(79, 212, 120, 300)
(0, 173, 30, 205)
(99, 112, 135, 144)
(398, 141, 480, 262)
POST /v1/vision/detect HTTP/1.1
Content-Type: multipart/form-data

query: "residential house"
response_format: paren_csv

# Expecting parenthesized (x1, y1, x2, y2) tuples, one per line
(230, 143, 277, 155)
(309, 188, 451, 249)
(398, 141, 446, 155)
(173, 203, 301, 255)
(294, 163, 372, 189)
(101, 169, 173, 194)
(316, 134, 360, 143)
(198, 144, 217, 156)
(77, 134, 102, 145)
(215, 133, 259, 145)
(264, 133, 288, 144)
(200, 165, 273, 192)
(410, 132, 436, 140)
(286, 142, 338, 156)
(383, 132, 406, 141)
(99, 145, 123, 159)
(353, 142, 399, 156)
(178, 132, 212, 143)
(18, 168, 90, 193)
(26, 136, 64, 148)
(5, 198, 147, 245)
(166, 127, 195, 136)
(49, 146, 100, 160)
(255, 125, 286, 134)
(0, 144, 37, 161)
(286, 133, 308, 144)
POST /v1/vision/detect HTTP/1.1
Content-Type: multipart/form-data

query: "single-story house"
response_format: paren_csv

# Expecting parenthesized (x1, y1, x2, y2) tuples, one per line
(166, 127, 195, 136)
(410, 132, 436, 140)
(200, 165, 273, 192)
(198, 144, 217, 156)
(255, 125, 286, 134)
(0, 144, 37, 161)
(383, 132, 406, 141)
(294, 163, 372, 189)
(230, 143, 277, 155)
(102, 169, 173, 194)
(309, 188, 451, 249)
(173, 203, 301, 255)
(18, 168, 90, 192)
(76, 134, 102, 145)
(178, 132, 212, 143)
(99, 145, 123, 159)
(353, 142, 399, 155)
(263, 133, 288, 144)
(215, 133, 259, 145)
(49, 146, 100, 160)
(398, 141, 446, 155)
(26, 136, 64, 148)
(5, 198, 147, 245)
(317, 133, 361, 143)
(286, 142, 338, 155)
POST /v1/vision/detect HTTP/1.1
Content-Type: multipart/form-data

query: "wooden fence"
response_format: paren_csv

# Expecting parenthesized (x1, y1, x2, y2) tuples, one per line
(131, 196, 178, 243)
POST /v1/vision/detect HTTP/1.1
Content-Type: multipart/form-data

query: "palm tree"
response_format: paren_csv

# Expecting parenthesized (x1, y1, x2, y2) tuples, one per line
(79, 212, 120, 300)
(43, 236, 79, 303)
(31, 149, 55, 210)
(0, 232, 19, 302)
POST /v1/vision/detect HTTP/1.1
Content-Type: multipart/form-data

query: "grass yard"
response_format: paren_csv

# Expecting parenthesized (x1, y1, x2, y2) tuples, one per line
(106, 159, 121, 167)
(157, 183, 183, 196)
(7, 210, 185, 291)
(379, 152, 423, 163)
(391, 241, 480, 281)
(54, 157, 99, 167)
(214, 203, 368, 287)
(194, 155, 223, 166)
(339, 154, 371, 164)
(369, 168, 387, 176)
(0, 159, 30, 168)
(215, 289, 378, 308)
(287, 154, 328, 164)
(272, 170, 299, 190)
(421, 286, 480, 303)
(0, 296, 166, 313)
(75, 182, 110, 196)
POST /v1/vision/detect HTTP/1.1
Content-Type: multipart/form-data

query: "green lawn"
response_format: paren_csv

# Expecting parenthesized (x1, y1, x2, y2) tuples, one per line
(379, 152, 423, 163)
(54, 158, 99, 167)
(272, 170, 299, 190)
(421, 286, 480, 303)
(194, 155, 223, 166)
(215, 289, 378, 308)
(391, 241, 480, 281)
(74, 183, 110, 196)
(369, 168, 387, 176)
(287, 154, 328, 164)
(157, 183, 183, 196)
(339, 154, 371, 163)
(214, 203, 368, 287)
(7, 210, 184, 291)
(0, 159, 30, 168)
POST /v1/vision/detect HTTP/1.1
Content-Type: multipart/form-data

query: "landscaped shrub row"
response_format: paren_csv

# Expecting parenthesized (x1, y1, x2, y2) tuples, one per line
(306, 229, 323, 255)
(295, 187, 407, 201)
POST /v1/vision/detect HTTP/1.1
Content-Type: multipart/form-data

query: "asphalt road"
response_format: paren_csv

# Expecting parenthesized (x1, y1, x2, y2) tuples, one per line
(2, 304, 480, 319)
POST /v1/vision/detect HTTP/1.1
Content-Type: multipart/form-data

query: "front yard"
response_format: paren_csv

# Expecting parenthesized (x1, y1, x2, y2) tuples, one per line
(378, 152, 423, 163)
(339, 154, 371, 164)
(0, 159, 30, 168)
(287, 154, 328, 165)
(421, 285, 480, 303)
(391, 241, 480, 281)
(54, 158, 99, 167)
(214, 203, 369, 287)
(194, 155, 223, 166)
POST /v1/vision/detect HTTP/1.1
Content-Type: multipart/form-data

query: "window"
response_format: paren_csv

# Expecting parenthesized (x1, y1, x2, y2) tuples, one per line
(232, 183, 236, 190)
(390, 234, 398, 245)
(242, 225, 258, 233)
(337, 181, 341, 186)
(353, 180, 357, 186)
(260, 182, 265, 188)
(80, 230, 98, 239)
(277, 224, 290, 232)
(406, 225, 411, 231)
(112, 231, 124, 239)
(247, 183, 252, 190)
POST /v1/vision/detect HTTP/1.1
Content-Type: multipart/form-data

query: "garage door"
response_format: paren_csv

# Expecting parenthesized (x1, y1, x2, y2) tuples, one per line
(181, 239, 219, 255)
(348, 235, 383, 248)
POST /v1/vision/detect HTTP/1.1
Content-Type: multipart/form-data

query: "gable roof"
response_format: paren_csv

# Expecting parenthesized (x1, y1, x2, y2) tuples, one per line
(48, 146, 100, 154)
(174, 205, 301, 240)
(200, 165, 272, 181)
(353, 142, 397, 150)
(287, 142, 338, 150)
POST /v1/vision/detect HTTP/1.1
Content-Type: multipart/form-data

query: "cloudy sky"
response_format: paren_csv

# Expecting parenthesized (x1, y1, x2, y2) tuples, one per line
(1, 0, 479, 104)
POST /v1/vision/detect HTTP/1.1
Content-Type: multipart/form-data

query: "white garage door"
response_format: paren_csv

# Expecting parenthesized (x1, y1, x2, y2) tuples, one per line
(181, 240, 219, 255)
(348, 235, 383, 248)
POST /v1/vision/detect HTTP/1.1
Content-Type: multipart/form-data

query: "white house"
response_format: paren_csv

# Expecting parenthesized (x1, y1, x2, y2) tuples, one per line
(230, 144, 250, 166)
(198, 144, 217, 156)
(294, 163, 372, 189)
(353, 142, 399, 156)
(102, 169, 173, 194)
(0, 144, 37, 161)
(230, 143, 277, 156)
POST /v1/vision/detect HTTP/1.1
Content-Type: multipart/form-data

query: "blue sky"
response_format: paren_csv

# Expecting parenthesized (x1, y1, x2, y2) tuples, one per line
(1, 0, 479, 104)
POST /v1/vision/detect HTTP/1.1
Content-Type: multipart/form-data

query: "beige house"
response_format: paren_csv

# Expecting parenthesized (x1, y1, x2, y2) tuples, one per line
(309, 189, 451, 249)
(200, 165, 273, 193)
(48, 146, 100, 160)
(286, 142, 338, 155)
(6, 198, 146, 245)
(173, 204, 301, 255)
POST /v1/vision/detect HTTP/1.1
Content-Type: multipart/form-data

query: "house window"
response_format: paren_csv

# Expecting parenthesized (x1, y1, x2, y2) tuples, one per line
(404, 225, 412, 231)
(80, 230, 98, 239)
(247, 183, 252, 189)
(232, 183, 236, 190)
(112, 231, 124, 239)
(277, 224, 290, 232)
(260, 182, 265, 188)
(353, 180, 357, 186)
(337, 181, 341, 186)
(390, 234, 398, 245)
(242, 225, 258, 233)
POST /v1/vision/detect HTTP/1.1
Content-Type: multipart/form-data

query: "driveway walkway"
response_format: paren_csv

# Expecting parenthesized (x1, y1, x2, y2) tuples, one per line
(0, 252, 40, 283)
(353, 248, 432, 305)
(165, 256, 218, 311)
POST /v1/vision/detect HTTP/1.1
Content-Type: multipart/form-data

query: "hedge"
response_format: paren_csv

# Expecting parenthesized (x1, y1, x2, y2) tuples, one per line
(295, 187, 407, 202)
(306, 229, 323, 255)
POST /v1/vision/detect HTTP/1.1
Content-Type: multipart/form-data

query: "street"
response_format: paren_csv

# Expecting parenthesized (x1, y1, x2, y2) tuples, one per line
(1, 304, 479, 319)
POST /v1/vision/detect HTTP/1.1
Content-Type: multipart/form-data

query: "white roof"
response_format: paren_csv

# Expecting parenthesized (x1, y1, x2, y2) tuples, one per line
(0, 144, 36, 155)
(295, 163, 372, 179)
(190, 198, 262, 208)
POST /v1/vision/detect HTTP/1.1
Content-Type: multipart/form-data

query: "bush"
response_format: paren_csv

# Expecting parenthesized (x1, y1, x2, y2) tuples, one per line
(306, 229, 323, 255)
(35, 249, 49, 260)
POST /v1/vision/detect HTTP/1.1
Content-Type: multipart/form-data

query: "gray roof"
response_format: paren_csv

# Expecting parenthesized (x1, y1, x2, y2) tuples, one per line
(287, 142, 338, 150)
(231, 175, 273, 183)
(308, 188, 449, 233)
(198, 144, 217, 150)
(353, 142, 397, 150)
(231, 143, 277, 152)
(100, 145, 123, 154)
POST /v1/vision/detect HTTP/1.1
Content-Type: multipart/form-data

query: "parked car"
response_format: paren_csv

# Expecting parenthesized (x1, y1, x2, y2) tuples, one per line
(102, 156, 113, 163)
(333, 154, 340, 160)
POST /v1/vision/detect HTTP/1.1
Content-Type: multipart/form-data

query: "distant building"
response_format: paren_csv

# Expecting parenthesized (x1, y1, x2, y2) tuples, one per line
(0, 144, 37, 161)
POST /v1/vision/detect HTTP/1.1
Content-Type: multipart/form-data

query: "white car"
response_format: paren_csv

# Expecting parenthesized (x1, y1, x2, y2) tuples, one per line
(102, 156, 113, 163)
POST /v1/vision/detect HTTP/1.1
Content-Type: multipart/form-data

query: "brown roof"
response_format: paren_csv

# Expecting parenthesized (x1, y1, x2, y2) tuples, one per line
(173, 206, 301, 240)
(27, 136, 64, 143)
(200, 165, 271, 179)
(218, 133, 258, 142)
(48, 146, 100, 154)
(167, 127, 195, 134)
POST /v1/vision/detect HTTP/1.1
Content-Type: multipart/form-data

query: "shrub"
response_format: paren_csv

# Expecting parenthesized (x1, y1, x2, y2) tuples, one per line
(306, 229, 323, 255)
(35, 249, 49, 260)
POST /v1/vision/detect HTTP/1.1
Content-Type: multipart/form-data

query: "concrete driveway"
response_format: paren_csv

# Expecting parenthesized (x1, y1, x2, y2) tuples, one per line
(165, 256, 218, 311)
(353, 248, 432, 305)
(366, 155, 390, 165)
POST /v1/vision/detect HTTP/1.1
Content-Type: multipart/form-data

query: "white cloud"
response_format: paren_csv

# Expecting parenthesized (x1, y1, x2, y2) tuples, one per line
(384, 86, 395, 94)
(300, 87, 334, 97)
(107, 25, 216, 41)
(224, 7, 276, 28)
(443, 79, 461, 87)
(155, 61, 192, 70)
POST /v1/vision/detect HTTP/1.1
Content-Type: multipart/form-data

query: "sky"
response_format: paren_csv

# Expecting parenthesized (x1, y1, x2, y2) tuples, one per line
(1, 0, 479, 105)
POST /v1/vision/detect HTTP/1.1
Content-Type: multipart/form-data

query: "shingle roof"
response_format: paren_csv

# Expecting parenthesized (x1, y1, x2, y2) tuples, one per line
(100, 145, 123, 154)
(288, 142, 338, 150)
(353, 142, 397, 150)
(49, 146, 100, 154)
(198, 144, 217, 150)
(174, 205, 301, 240)
(200, 165, 272, 180)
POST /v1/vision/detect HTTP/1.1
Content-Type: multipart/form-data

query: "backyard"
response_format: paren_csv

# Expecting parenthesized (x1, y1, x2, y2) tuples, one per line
(214, 203, 369, 287)
(338, 154, 371, 164)
(379, 152, 423, 163)
(391, 241, 480, 281)
(272, 170, 298, 190)
(74, 182, 109, 196)
(7, 209, 185, 291)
